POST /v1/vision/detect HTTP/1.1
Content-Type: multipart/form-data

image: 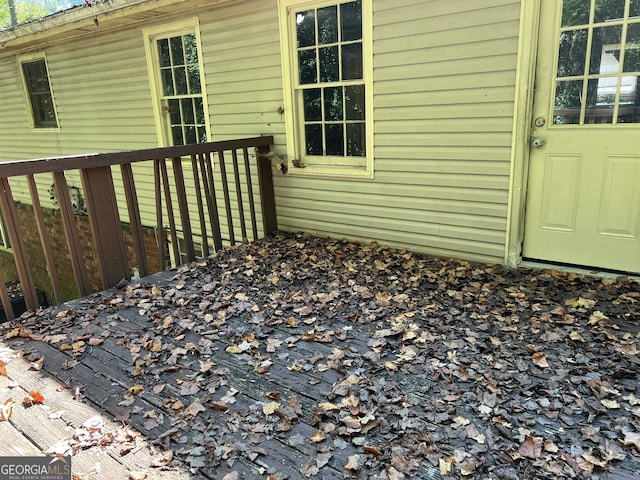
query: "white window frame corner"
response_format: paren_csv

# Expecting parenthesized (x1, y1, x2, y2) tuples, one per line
(17, 51, 60, 131)
(278, 0, 374, 180)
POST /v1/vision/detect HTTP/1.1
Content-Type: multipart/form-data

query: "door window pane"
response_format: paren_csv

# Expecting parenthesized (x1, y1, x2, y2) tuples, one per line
(594, 0, 625, 22)
(554, 1, 640, 126)
(562, 1, 589, 27)
(554, 80, 584, 124)
(557, 29, 588, 77)
(624, 23, 640, 72)
(587, 78, 614, 123)
(590, 25, 622, 75)
(617, 76, 640, 122)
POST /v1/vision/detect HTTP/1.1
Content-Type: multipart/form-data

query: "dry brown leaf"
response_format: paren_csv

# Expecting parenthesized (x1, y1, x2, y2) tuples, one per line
(345, 454, 362, 471)
(518, 436, 543, 459)
(0, 398, 15, 421)
(601, 399, 621, 409)
(23, 391, 45, 406)
(209, 401, 228, 411)
(309, 431, 326, 444)
(0, 360, 6, 376)
(128, 385, 144, 396)
(623, 431, 640, 451)
(531, 352, 549, 368)
(263, 401, 280, 415)
(88, 337, 104, 346)
(129, 472, 147, 480)
(439, 457, 454, 475)
(363, 445, 382, 456)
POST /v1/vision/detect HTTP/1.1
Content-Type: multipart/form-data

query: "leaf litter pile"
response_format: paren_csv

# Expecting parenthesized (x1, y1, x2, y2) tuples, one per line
(1, 232, 639, 479)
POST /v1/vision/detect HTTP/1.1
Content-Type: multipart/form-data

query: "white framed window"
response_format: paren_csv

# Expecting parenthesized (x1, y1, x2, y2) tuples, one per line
(144, 19, 211, 146)
(18, 53, 59, 129)
(279, 0, 373, 178)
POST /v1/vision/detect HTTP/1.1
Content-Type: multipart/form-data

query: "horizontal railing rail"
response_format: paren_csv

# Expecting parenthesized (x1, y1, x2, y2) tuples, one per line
(0, 136, 276, 321)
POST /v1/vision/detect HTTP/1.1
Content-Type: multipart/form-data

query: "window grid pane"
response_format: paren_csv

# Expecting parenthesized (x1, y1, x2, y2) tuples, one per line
(21, 59, 58, 128)
(553, 0, 640, 125)
(295, 0, 365, 158)
(157, 33, 207, 145)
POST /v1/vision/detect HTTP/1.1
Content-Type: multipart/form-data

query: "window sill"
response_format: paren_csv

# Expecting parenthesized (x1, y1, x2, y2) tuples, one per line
(285, 163, 374, 180)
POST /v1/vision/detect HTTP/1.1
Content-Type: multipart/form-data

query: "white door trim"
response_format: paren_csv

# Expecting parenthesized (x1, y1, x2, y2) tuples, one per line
(505, 0, 542, 268)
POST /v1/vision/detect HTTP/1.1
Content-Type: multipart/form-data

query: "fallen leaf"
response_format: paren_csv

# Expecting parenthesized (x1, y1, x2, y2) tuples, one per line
(623, 432, 640, 451)
(263, 401, 280, 415)
(439, 457, 454, 475)
(0, 360, 6, 376)
(23, 391, 45, 406)
(0, 398, 15, 421)
(363, 445, 382, 456)
(531, 352, 549, 368)
(601, 399, 621, 409)
(128, 385, 144, 396)
(310, 431, 326, 444)
(345, 454, 362, 471)
(519, 436, 543, 459)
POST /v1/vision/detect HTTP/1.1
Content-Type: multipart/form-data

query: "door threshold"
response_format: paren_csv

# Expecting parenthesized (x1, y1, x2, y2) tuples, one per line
(520, 259, 640, 283)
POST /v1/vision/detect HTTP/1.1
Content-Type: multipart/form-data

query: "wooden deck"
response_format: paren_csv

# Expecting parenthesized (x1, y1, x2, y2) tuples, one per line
(1, 233, 639, 479)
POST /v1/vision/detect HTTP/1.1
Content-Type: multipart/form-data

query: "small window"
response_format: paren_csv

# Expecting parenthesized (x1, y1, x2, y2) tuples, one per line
(280, 0, 373, 177)
(19, 55, 59, 129)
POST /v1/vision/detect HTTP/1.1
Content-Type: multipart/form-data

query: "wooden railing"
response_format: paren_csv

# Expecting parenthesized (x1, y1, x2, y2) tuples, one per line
(0, 136, 276, 321)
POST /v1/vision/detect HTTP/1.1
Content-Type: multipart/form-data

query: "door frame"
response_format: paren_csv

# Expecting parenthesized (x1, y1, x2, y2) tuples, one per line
(505, 0, 543, 268)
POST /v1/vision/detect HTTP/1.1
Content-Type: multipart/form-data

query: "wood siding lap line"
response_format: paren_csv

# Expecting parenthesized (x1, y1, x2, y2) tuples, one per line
(191, 154, 210, 257)
(27, 174, 62, 305)
(120, 163, 149, 278)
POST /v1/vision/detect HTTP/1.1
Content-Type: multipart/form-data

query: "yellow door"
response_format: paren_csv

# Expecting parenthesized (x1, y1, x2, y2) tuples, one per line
(523, 0, 640, 274)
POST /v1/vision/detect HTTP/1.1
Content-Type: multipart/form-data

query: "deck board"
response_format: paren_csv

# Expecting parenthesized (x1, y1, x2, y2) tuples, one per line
(1, 233, 639, 479)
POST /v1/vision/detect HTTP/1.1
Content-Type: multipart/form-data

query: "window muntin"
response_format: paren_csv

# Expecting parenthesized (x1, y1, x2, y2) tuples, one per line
(155, 32, 207, 145)
(20, 57, 58, 129)
(554, 0, 640, 125)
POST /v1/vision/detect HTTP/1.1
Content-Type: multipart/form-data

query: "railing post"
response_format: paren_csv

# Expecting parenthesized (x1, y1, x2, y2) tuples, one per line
(80, 166, 130, 289)
(0, 177, 39, 311)
(255, 144, 277, 236)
